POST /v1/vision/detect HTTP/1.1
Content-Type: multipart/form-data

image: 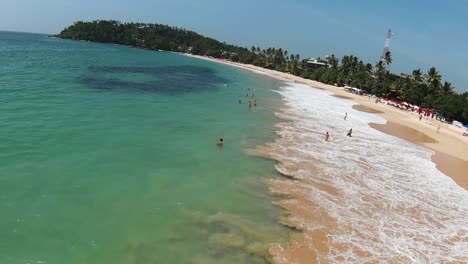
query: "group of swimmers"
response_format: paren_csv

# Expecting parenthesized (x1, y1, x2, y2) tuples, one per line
(239, 87, 258, 108)
(219, 106, 352, 146)
(324, 112, 353, 141)
(239, 88, 257, 105)
(219, 88, 260, 147)
(238, 99, 257, 107)
(249, 100, 257, 108)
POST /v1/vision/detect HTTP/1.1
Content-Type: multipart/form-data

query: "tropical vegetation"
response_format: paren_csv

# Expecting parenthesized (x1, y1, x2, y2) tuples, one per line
(57, 20, 468, 124)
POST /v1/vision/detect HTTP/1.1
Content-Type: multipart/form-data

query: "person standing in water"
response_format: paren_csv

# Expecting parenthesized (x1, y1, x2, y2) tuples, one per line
(248, 100, 252, 108)
(254, 100, 257, 107)
(324, 131, 329, 141)
(346, 128, 353, 137)
(238, 99, 242, 104)
(217, 138, 223, 146)
(344, 112, 347, 120)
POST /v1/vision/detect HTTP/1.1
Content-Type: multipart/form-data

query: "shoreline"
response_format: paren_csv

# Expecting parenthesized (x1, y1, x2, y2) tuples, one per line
(185, 53, 468, 263)
(182, 53, 468, 190)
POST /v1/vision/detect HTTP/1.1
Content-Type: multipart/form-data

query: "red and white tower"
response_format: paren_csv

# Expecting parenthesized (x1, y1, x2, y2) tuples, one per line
(380, 29, 393, 63)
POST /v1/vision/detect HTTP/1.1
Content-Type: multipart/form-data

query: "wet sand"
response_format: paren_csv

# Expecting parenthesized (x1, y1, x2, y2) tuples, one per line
(352, 104, 383, 114)
(332, 94, 352, 100)
(432, 151, 468, 190)
(368, 122, 468, 190)
(369, 122, 438, 144)
(368, 121, 468, 190)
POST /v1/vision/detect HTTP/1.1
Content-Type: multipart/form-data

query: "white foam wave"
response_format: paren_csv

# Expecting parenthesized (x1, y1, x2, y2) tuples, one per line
(272, 82, 468, 263)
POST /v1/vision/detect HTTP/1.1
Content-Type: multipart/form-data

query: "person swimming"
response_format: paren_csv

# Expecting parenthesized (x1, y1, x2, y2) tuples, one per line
(346, 128, 353, 137)
(217, 138, 223, 146)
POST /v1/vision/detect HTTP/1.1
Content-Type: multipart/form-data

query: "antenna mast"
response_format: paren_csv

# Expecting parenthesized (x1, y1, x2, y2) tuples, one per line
(380, 29, 393, 63)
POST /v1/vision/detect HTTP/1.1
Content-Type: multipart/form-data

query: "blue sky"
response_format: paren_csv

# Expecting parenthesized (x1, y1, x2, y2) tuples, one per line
(1, 0, 467, 92)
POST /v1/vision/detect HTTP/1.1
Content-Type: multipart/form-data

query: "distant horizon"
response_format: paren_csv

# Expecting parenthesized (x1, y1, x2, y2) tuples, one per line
(1, 0, 467, 92)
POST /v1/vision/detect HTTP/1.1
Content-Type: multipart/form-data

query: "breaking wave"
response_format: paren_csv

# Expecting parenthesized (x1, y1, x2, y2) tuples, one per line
(267, 83, 468, 263)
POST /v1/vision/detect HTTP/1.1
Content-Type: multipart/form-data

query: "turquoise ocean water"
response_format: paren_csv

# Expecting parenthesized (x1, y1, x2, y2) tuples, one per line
(0, 32, 288, 263)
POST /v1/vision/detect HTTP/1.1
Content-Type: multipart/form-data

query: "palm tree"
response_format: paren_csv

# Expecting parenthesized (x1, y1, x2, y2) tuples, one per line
(426, 66, 441, 93)
(327, 54, 339, 68)
(412, 69, 423, 84)
(383, 51, 392, 66)
(373, 60, 386, 93)
(375, 61, 385, 75)
(440, 81, 453, 96)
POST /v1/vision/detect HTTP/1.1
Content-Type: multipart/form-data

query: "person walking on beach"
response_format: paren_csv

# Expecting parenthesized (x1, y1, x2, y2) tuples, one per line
(436, 125, 441, 133)
(346, 128, 353, 137)
(344, 112, 347, 120)
(324, 131, 329, 141)
(217, 138, 223, 146)
(419, 115, 423, 121)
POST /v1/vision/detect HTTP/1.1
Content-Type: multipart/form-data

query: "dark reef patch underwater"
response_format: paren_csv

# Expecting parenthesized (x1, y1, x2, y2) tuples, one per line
(81, 65, 227, 94)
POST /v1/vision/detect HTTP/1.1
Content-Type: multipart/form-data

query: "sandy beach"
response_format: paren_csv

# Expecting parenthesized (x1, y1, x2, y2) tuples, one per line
(184, 54, 468, 263)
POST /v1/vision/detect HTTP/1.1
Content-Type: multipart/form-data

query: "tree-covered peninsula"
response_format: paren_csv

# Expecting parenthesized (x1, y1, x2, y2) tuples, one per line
(57, 20, 468, 124)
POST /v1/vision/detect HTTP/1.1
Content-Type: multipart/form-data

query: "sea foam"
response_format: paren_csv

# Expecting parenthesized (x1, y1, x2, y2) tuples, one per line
(269, 82, 468, 263)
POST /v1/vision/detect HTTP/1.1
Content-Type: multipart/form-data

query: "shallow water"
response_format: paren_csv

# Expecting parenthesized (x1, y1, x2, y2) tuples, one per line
(268, 83, 468, 263)
(0, 32, 288, 264)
